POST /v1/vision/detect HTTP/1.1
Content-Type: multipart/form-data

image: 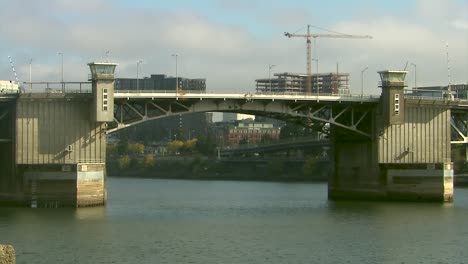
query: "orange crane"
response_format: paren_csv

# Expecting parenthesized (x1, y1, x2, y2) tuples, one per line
(284, 25, 372, 94)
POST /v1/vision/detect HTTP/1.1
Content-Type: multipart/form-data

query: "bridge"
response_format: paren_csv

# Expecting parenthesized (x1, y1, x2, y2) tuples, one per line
(0, 62, 467, 207)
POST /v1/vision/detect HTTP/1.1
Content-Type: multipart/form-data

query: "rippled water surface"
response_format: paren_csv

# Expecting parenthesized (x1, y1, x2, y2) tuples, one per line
(1, 178, 468, 263)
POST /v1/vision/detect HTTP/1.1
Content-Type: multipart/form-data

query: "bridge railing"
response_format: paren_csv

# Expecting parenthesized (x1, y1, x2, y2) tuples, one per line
(405, 95, 468, 104)
(23, 82, 92, 94)
(115, 89, 381, 100)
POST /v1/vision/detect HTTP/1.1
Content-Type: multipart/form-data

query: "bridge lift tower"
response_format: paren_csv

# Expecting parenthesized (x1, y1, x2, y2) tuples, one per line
(284, 25, 372, 94)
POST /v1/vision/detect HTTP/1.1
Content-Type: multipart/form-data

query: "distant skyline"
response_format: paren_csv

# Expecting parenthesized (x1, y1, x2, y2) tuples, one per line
(0, 0, 466, 94)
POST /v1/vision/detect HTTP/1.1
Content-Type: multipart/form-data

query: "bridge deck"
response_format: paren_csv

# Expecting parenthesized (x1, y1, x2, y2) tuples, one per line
(114, 91, 381, 103)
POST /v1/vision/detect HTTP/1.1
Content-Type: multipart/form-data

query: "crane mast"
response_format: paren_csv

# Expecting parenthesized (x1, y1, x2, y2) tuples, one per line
(285, 24, 372, 94)
(8, 56, 20, 86)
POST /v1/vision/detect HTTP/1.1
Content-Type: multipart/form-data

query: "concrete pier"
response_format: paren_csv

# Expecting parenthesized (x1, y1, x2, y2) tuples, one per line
(329, 71, 454, 202)
(7, 62, 117, 207)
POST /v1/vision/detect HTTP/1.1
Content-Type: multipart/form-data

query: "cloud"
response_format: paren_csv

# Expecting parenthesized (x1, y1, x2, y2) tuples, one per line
(0, 0, 466, 95)
(451, 19, 468, 30)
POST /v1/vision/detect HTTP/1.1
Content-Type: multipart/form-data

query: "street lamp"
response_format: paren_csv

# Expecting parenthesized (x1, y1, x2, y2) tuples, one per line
(172, 54, 178, 94)
(410, 62, 417, 89)
(312, 59, 319, 98)
(29, 59, 32, 92)
(268, 64, 276, 93)
(58, 52, 63, 92)
(136, 60, 143, 91)
(361, 66, 368, 99)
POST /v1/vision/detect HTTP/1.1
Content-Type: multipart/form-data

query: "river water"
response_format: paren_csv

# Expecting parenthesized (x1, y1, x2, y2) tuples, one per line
(1, 177, 468, 264)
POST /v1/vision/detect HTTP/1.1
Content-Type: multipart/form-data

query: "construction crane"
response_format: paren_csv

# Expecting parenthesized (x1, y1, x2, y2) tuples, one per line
(284, 25, 372, 94)
(7, 56, 22, 93)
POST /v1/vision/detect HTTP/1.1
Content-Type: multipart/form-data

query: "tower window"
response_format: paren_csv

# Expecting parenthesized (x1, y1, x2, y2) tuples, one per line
(394, 94, 400, 115)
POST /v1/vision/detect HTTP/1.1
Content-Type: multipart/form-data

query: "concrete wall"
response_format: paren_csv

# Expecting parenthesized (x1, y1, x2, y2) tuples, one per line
(0, 101, 16, 199)
(14, 94, 107, 207)
(92, 79, 114, 122)
(16, 94, 106, 164)
(77, 163, 106, 207)
(378, 103, 451, 164)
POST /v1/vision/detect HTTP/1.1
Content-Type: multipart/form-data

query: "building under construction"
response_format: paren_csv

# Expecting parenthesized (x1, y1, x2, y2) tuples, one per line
(255, 72, 350, 95)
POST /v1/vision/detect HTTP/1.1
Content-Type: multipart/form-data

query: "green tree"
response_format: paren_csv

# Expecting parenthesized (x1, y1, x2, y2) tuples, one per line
(143, 154, 156, 169)
(183, 138, 198, 153)
(118, 155, 130, 169)
(128, 143, 145, 156)
(117, 136, 129, 155)
(195, 134, 216, 155)
(167, 140, 184, 154)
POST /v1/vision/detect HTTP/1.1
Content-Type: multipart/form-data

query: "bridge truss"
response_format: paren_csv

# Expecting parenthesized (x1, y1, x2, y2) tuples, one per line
(109, 93, 378, 137)
(451, 109, 468, 144)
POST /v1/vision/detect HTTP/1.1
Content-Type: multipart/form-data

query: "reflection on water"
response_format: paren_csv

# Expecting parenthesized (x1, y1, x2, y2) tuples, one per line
(1, 178, 468, 264)
(74, 207, 106, 221)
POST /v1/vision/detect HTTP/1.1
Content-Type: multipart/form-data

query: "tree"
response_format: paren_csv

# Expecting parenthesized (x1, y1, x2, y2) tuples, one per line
(195, 134, 216, 155)
(117, 135, 128, 155)
(167, 140, 184, 154)
(143, 154, 155, 169)
(118, 155, 130, 169)
(128, 143, 145, 156)
(183, 138, 198, 153)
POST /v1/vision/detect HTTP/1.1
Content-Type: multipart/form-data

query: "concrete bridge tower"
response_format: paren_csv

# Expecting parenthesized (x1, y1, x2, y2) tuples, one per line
(329, 70, 453, 201)
(5, 62, 118, 207)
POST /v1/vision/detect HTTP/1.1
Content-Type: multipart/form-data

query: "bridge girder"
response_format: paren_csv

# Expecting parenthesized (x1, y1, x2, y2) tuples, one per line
(451, 110, 468, 144)
(108, 97, 375, 137)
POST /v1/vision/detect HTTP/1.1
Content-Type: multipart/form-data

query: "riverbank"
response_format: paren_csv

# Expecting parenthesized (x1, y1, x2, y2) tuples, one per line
(107, 157, 329, 182)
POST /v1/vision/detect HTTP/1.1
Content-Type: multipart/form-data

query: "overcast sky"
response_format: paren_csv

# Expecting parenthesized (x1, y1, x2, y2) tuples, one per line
(1, 0, 466, 95)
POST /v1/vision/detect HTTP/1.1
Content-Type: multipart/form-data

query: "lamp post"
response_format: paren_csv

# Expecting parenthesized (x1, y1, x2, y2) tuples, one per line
(312, 58, 319, 98)
(58, 52, 63, 92)
(410, 62, 417, 89)
(136, 60, 143, 91)
(361, 66, 368, 99)
(172, 54, 178, 94)
(29, 59, 32, 92)
(268, 64, 276, 93)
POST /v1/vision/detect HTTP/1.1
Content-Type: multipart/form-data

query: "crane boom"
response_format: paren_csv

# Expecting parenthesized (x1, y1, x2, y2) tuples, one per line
(284, 25, 372, 94)
(285, 33, 373, 39)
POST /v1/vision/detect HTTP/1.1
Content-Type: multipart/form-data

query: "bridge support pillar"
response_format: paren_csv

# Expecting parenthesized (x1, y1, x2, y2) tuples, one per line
(329, 70, 454, 202)
(383, 163, 453, 202)
(328, 140, 384, 200)
(20, 163, 106, 208)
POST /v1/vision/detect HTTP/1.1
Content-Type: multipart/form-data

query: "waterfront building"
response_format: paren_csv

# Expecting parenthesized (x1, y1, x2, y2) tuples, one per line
(214, 120, 280, 148)
(115, 74, 206, 91)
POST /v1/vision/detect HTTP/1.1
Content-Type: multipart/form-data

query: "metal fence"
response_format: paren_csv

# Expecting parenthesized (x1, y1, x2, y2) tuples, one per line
(23, 82, 92, 94)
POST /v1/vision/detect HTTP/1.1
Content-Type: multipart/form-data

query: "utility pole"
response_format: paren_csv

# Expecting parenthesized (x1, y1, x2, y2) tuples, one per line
(29, 59, 32, 92)
(410, 62, 417, 89)
(268, 64, 276, 93)
(361, 66, 368, 99)
(312, 58, 319, 99)
(172, 54, 178, 94)
(136, 60, 143, 91)
(58, 52, 63, 92)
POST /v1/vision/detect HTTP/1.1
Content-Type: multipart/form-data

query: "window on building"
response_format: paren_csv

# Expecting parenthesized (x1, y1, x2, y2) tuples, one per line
(394, 94, 400, 115)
